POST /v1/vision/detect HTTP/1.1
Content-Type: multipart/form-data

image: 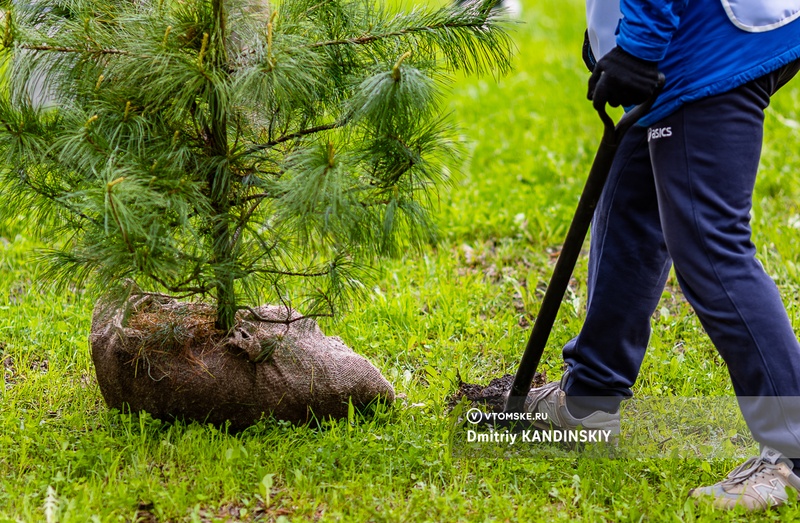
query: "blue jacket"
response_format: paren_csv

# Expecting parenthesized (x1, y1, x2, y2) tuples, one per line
(590, 0, 800, 126)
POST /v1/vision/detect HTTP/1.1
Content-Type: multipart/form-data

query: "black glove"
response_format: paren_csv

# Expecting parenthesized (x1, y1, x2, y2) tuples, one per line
(588, 46, 661, 110)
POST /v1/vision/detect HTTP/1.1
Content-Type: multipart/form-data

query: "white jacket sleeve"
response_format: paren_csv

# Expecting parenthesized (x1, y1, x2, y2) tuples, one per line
(586, 0, 621, 60)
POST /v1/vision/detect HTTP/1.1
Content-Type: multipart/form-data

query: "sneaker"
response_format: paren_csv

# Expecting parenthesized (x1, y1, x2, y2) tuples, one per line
(523, 372, 620, 435)
(690, 446, 800, 510)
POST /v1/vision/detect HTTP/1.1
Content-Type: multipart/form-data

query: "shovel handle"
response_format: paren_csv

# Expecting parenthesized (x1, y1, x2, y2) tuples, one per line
(600, 73, 666, 144)
(502, 75, 665, 414)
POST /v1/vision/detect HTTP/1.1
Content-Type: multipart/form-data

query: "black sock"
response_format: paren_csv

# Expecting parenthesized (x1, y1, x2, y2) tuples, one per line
(792, 458, 800, 476)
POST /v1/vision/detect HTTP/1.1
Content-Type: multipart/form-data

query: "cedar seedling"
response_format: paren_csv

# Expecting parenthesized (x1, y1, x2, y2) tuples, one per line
(0, 0, 511, 331)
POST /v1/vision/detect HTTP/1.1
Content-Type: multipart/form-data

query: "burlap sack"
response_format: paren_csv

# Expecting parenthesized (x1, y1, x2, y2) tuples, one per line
(89, 295, 394, 429)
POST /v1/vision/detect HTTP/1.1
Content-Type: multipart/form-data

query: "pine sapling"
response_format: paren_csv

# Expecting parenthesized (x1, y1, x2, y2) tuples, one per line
(0, 0, 512, 333)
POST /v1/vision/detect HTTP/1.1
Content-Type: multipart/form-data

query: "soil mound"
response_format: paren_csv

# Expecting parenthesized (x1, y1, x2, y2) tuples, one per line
(449, 372, 547, 412)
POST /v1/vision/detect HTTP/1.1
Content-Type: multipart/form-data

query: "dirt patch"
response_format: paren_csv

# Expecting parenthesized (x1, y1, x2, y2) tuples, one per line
(449, 372, 547, 412)
(130, 499, 318, 522)
(30, 358, 49, 373)
(2, 348, 18, 389)
(133, 502, 158, 523)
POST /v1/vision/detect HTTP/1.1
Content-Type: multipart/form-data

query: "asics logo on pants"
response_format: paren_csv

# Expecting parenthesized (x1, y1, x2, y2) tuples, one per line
(647, 126, 672, 141)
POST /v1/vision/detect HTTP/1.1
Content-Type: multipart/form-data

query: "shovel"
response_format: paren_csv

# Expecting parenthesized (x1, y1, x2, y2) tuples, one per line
(502, 80, 665, 416)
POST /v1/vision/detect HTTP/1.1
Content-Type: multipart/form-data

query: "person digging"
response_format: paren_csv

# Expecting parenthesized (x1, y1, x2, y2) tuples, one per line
(524, 0, 800, 511)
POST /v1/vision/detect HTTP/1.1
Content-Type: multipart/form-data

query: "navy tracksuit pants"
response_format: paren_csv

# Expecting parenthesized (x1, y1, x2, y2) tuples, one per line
(562, 60, 800, 458)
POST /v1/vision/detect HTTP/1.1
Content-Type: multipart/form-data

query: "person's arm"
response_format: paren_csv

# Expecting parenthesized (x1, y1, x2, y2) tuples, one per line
(616, 0, 687, 62)
(588, 0, 686, 108)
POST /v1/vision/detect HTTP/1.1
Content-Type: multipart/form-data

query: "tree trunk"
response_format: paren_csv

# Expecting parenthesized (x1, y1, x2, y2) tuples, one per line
(209, 0, 236, 333)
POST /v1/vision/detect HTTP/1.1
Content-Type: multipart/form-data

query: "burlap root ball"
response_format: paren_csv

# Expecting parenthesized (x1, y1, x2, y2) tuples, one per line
(89, 295, 394, 429)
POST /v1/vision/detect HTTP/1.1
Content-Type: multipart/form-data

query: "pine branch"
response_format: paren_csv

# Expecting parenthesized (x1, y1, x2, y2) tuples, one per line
(253, 267, 331, 278)
(131, 290, 205, 301)
(240, 192, 277, 203)
(230, 197, 265, 250)
(148, 272, 209, 296)
(309, 19, 492, 49)
(13, 171, 102, 227)
(19, 44, 131, 56)
(239, 120, 345, 157)
(106, 178, 134, 253)
(238, 304, 333, 325)
(267, 121, 342, 146)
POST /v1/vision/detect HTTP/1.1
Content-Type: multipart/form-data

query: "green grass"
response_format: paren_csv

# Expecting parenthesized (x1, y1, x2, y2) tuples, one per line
(4, 0, 800, 520)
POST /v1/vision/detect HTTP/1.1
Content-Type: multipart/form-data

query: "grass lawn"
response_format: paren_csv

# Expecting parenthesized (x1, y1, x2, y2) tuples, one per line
(4, 0, 800, 521)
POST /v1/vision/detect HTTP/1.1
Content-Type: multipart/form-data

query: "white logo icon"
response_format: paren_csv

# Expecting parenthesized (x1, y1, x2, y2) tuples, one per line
(466, 408, 484, 424)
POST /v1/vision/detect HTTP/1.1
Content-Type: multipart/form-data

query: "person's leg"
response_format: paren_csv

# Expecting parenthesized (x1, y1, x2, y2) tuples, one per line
(561, 124, 672, 410)
(649, 70, 800, 459)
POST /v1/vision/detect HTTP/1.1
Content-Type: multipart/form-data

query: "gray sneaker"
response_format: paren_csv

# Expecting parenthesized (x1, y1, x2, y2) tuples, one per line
(690, 446, 800, 510)
(523, 373, 620, 435)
